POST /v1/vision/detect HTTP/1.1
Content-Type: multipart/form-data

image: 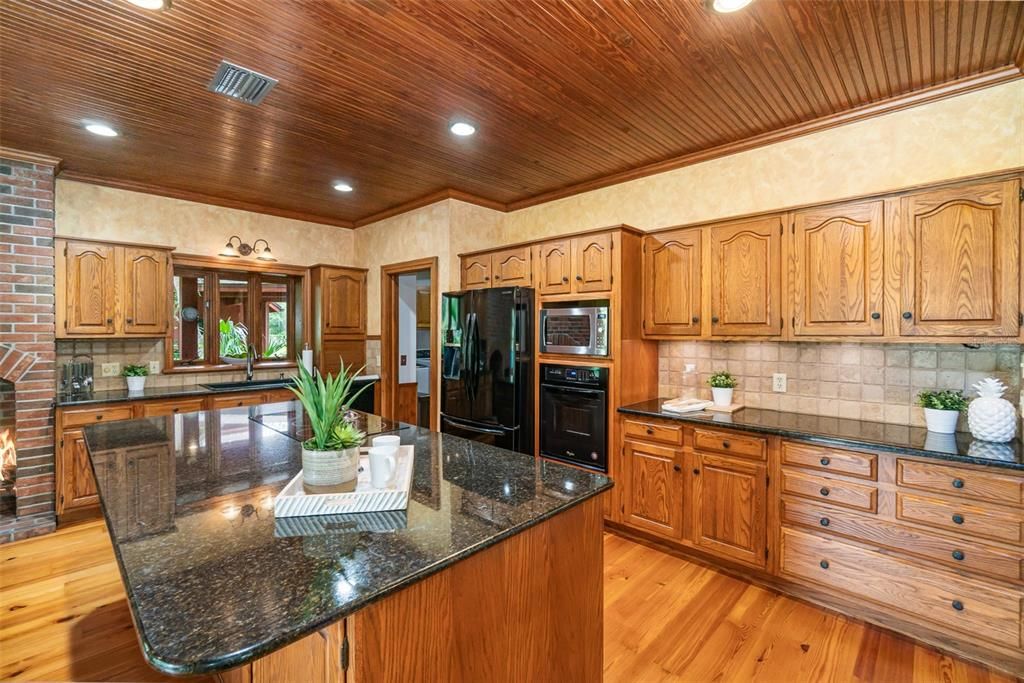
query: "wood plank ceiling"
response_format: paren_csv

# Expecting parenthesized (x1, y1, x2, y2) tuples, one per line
(2, 0, 1022, 228)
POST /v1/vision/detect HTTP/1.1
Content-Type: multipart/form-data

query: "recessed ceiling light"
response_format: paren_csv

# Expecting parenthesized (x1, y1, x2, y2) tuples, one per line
(126, 0, 171, 9)
(84, 123, 118, 137)
(708, 0, 753, 12)
(333, 181, 354, 193)
(449, 120, 476, 137)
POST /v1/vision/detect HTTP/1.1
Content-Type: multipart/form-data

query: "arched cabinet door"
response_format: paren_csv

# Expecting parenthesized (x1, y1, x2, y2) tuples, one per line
(64, 241, 117, 335)
(460, 254, 491, 290)
(323, 268, 367, 335)
(490, 246, 532, 287)
(709, 216, 783, 336)
(898, 179, 1020, 337)
(572, 232, 614, 294)
(643, 229, 701, 337)
(535, 239, 572, 295)
(123, 247, 170, 335)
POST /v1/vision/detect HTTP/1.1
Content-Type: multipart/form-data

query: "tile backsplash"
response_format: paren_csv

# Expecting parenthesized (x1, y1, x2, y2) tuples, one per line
(658, 341, 1021, 428)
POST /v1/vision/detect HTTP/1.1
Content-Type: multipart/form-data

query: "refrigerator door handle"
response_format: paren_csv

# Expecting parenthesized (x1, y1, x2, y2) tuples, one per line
(441, 414, 509, 436)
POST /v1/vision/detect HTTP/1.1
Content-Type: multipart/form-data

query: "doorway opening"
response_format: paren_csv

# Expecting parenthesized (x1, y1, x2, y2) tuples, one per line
(380, 258, 438, 430)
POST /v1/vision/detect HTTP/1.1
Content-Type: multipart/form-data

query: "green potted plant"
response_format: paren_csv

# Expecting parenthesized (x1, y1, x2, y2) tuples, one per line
(707, 370, 737, 407)
(121, 364, 149, 393)
(916, 389, 967, 434)
(288, 360, 371, 491)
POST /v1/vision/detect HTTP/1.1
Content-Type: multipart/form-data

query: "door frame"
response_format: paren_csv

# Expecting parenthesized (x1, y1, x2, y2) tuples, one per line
(380, 257, 439, 430)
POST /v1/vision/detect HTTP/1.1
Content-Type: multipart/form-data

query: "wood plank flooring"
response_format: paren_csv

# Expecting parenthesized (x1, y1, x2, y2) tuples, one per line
(0, 519, 1013, 682)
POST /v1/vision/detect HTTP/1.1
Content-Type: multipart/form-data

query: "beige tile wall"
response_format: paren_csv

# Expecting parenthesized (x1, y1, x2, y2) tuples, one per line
(658, 341, 1021, 428)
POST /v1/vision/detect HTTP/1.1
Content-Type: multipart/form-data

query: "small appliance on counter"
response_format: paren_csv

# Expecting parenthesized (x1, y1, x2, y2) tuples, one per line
(539, 300, 609, 356)
(539, 363, 609, 472)
(60, 355, 94, 396)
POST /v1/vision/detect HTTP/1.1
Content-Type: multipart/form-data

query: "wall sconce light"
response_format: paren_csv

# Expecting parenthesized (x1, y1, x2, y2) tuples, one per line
(220, 236, 277, 261)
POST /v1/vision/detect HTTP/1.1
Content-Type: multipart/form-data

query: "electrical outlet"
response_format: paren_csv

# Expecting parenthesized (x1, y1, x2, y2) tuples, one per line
(684, 363, 696, 373)
(101, 362, 120, 377)
(772, 373, 787, 392)
(148, 361, 161, 375)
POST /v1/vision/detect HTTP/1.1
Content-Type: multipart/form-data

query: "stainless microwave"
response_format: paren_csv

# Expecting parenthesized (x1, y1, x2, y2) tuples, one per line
(539, 302, 609, 356)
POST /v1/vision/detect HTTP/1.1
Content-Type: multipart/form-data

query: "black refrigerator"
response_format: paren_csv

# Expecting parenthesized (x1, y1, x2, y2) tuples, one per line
(440, 286, 534, 455)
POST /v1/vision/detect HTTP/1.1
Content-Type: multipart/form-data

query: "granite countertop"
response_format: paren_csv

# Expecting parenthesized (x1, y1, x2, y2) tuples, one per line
(82, 406, 611, 675)
(56, 374, 381, 407)
(619, 399, 1022, 470)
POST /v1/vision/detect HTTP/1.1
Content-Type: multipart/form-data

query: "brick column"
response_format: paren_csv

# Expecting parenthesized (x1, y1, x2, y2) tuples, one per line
(0, 149, 59, 542)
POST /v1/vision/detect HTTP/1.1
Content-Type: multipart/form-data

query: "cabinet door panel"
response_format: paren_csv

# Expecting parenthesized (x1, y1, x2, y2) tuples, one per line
(572, 233, 613, 293)
(899, 180, 1020, 336)
(643, 230, 701, 336)
(793, 201, 883, 336)
(323, 269, 366, 335)
(58, 430, 98, 513)
(693, 452, 767, 568)
(461, 254, 492, 290)
(491, 247, 532, 286)
(624, 441, 683, 539)
(65, 241, 117, 335)
(123, 445, 174, 539)
(123, 247, 169, 335)
(535, 240, 572, 295)
(710, 217, 783, 336)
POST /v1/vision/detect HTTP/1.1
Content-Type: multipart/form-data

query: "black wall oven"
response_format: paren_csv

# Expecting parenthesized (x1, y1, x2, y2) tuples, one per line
(539, 364, 608, 472)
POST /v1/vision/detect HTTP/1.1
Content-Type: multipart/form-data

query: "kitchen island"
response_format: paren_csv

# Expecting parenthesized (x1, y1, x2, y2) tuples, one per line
(82, 402, 610, 681)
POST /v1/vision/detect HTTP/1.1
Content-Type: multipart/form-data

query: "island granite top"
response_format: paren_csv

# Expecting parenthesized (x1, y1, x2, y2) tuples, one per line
(619, 399, 1022, 470)
(83, 404, 610, 675)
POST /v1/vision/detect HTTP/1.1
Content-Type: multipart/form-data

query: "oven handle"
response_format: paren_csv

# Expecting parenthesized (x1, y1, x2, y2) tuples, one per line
(441, 414, 510, 436)
(540, 384, 606, 396)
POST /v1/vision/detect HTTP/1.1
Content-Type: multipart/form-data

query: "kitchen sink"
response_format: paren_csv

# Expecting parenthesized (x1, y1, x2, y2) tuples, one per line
(200, 378, 297, 391)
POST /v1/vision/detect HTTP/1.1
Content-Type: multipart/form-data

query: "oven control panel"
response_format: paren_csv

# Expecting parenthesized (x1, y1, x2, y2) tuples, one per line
(541, 364, 608, 386)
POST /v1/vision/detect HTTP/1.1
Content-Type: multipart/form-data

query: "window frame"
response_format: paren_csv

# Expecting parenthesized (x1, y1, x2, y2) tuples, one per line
(166, 257, 307, 373)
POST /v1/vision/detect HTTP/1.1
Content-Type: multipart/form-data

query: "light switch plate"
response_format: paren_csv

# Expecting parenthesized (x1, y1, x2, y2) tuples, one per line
(148, 361, 161, 375)
(772, 373, 787, 393)
(101, 362, 120, 377)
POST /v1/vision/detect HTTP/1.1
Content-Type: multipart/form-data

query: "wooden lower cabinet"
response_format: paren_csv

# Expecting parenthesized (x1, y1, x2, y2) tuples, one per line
(692, 452, 768, 569)
(58, 429, 99, 512)
(623, 440, 683, 539)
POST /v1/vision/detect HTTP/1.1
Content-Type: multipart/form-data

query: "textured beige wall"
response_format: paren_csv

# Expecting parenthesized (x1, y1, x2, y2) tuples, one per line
(55, 180, 356, 266)
(502, 79, 1024, 240)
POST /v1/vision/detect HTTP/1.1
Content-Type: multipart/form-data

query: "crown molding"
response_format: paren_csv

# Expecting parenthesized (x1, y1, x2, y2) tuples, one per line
(0, 147, 63, 169)
(352, 189, 507, 228)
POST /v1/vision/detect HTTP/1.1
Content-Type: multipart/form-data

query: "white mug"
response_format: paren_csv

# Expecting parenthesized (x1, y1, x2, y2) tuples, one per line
(367, 446, 396, 489)
(372, 435, 401, 450)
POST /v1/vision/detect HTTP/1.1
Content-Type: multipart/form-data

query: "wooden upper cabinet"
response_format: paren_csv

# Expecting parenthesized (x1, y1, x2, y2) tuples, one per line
(792, 200, 884, 336)
(643, 229, 701, 336)
(709, 216, 783, 336)
(461, 253, 492, 290)
(898, 179, 1020, 337)
(64, 241, 117, 335)
(535, 239, 573, 295)
(572, 232, 614, 293)
(692, 452, 767, 569)
(122, 247, 169, 335)
(491, 246, 532, 286)
(322, 267, 366, 335)
(624, 440, 684, 540)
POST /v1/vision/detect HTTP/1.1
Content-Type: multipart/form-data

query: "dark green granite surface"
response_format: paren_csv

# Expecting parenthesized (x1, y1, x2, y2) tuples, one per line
(83, 405, 610, 675)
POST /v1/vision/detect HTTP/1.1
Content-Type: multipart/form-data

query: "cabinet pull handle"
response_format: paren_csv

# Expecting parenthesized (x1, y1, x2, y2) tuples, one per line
(952, 513, 964, 524)
(106, 318, 113, 323)
(819, 517, 830, 527)
(561, 276, 569, 283)
(646, 427, 654, 435)
(483, 275, 490, 281)
(952, 478, 964, 489)
(819, 487, 830, 497)
(870, 312, 880, 320)
(951, 600, 964, 611)
(691, 316, 699, 323)
(711, 316, 719, 323)
(95, 415, 103, 420)
(819, 560, 829, 569)
(692, 468, 700, 475)
(820, 457, 830, 466)
(673, 464, 681, 472)
(952, 550, 965, 561)
(902, 311, 912, 320)
(575, 274, 583, 281)
(126, 318, 133, 323)
(722, 440, 730, 449)
(494, 274, 501, 280)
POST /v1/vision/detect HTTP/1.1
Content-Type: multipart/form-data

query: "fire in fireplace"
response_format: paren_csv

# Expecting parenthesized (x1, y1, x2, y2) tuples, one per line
(0, 379, 14, 518)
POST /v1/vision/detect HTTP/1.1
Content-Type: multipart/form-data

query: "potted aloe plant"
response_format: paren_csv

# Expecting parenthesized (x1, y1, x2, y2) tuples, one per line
(288, 360, 370, 490)
(916, 389, 967, 434)
(708, 370, 737, 407)
(122, 364, 149, 393)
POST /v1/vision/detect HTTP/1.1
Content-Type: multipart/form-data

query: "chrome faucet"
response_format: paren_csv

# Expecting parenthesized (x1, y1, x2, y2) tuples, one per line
(245, 343, 257, 382)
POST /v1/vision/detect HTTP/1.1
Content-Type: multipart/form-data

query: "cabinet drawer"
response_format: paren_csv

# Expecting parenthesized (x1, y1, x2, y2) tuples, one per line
(897, 492, 1023, 546)
(209, 393, 264, 410)
(782, 497, 1024, 584)
(780, 528, 1022, 649)
(140, 399, 205, 417)
(623, 419, 683, 446)
(782, 442, 876, 480)
(263, 388, 296, 404)
(781, 469, 877, 513)
(898, 459, 1023, 508)
(62, 405, 135, 428)
(693, 428, 765, 460)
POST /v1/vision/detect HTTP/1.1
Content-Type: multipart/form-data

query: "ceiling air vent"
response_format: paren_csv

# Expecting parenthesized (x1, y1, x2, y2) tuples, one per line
(207, 60, 278, 105)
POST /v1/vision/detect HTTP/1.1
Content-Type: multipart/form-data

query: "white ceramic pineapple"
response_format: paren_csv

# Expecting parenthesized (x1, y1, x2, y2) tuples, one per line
(967, 378, 1017, 442)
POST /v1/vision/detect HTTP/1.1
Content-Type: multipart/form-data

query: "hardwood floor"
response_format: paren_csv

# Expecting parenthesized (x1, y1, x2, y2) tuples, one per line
(0, 520, 1013, 682)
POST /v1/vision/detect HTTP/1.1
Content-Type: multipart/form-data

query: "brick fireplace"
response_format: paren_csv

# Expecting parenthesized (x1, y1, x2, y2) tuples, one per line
(0, 150, 59, 543)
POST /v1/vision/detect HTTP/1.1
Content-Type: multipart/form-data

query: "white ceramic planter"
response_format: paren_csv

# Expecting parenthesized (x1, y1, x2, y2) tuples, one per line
(126, 376, 146, 393)
(301, 446, 359, 487)
(711, 387, 733, 407)
(923, 407, 959, 434)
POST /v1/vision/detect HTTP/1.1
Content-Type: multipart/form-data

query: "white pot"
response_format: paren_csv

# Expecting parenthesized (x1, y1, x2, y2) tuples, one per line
(126, 376, 146, 393)
(301, 446, 359, 487)
(923, 407, 959, 434)
(711, 387, 733, 407)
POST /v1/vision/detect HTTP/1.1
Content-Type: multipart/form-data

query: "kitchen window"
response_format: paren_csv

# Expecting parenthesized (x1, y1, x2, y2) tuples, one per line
(170, 266, 301, 370)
